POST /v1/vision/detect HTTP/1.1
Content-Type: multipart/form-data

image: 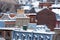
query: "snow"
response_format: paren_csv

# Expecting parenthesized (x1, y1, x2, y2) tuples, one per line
(35, 8, 43, 12)
(36, 25, 45, 27)
(51, 4, 60, 7)
(33, 30, 55, 34)
(0, 27, 20, 30)
(16, 14, 29, 18)
(51, 4, 60, 15)
(52, 9, 60, 16)
(0, 37, 5, 40)
(14, 27, 55, 34)
(31, 1, 39, 7)
(22, 6, 31, 10)
(0, 20, 16, 21)
(54, 28, 60, 29)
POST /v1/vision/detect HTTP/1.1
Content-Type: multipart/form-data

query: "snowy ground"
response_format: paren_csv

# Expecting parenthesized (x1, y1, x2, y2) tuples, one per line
(0, 37, 5, 40)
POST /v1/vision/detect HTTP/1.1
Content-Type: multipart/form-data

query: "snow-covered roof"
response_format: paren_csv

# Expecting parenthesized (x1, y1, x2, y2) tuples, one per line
(56, 14, 60, 21)
(0, 27, 20, 30)
(51, 4, 60, 7)
(22, 6, 31, 10)
(0, 13, 16, 21)
(50, 4, 60, 21)
(33, 31, 55, 34)
(31, 1, 39, 7)
(52, 9, 60, 15)
(26, 13, 36, 15)
(36, 25, 46, 27)
(35, 8, 43, 12)
(52, 9, 60, 21)
(35, 8, 48, 12)
(16, 14, 29, 18)
(14, 27, 55, 34)
(0, 20, 16, 21)
(1, 14, 10, 20)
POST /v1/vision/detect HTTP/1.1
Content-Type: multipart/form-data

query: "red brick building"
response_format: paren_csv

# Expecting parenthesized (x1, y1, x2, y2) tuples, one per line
(36, 8, 56, 31)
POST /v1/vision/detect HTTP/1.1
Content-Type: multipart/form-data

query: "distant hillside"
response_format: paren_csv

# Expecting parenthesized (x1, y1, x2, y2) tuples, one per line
(0, 0, 19, 13)
(0, 0, 18, 4)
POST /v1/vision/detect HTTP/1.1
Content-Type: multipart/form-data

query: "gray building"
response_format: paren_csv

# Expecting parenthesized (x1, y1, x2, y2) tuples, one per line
(16, 14, 30, 28)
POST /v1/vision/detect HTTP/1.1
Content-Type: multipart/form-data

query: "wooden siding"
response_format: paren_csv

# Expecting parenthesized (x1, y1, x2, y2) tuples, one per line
(36, 8, 56, 31)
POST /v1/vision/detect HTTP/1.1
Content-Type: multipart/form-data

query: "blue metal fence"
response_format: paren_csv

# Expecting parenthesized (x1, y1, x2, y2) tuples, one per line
(12, 31, 54, 40)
